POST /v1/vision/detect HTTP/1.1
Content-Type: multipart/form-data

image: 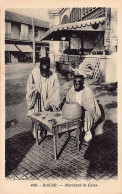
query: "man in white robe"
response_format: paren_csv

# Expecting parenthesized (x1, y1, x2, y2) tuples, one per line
(61, 74, 101, 142)
(26, 57, 60, 138)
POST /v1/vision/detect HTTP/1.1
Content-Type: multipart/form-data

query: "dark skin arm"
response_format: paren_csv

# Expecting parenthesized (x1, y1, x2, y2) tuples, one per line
(36, 91, 41, 99)
(59, 96, 66, 110)
(45, 105, 53, 111)
(36, 92, 55, 112)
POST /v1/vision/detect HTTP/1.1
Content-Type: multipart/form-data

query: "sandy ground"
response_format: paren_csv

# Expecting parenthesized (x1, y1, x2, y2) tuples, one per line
(5, 63, 117, 140)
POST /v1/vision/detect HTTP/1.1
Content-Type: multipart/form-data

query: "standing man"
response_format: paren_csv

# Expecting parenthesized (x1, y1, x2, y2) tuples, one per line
(26, 57, 60, 137)
(61, 74, 101, 142)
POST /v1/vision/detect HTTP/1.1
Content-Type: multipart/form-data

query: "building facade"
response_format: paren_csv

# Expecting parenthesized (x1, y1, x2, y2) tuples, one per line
(41, 7, 117, 82)
(5, 10, 49, 63)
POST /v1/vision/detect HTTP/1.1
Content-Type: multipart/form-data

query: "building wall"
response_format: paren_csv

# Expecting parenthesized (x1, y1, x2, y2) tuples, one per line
(54, 15, 60, 25)
(5, 11, 49, 64)
(48, 14, 60, 27)
(49, 41, 60, 68)
(105, 8, 117, 83)
(35, 28, 47, 41)
(110, 8, 117, 52)
(49, 14, 55, 27)
(5, 21, 48, 42)
(105, 52, 117, 83)
(60, 8, 104, 24)
(48, 13, 61, 67)
(5, 22, 11, 34)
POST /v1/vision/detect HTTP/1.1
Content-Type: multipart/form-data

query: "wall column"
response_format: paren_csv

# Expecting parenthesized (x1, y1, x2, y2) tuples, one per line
(110, 8, 117, 52)
(105, 8, 117, 83)
(48, 13, 60, 70)
(104, 8, 111, 52)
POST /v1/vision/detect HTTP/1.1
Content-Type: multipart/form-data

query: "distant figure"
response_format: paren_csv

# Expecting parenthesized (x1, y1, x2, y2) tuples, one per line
(61, 74, 101, 142)
(70, 57, 86, 76)
(26, 57, 60, 138)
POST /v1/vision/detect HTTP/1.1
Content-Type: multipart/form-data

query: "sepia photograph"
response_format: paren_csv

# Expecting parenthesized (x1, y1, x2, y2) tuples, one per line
(5, 6, 118, 181)
(1, 1, 122, 193)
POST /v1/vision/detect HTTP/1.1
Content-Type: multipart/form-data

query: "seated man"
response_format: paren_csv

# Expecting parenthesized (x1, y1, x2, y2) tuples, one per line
(26, 57, 60, 138)
(61, 74, 101, 142)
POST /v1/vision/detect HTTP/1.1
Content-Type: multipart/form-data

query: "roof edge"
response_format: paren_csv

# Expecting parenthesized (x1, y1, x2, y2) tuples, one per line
(5, 10, 49, 29)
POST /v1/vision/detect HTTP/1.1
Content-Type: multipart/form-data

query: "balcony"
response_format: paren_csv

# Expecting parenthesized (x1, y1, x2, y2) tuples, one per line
(5, 33, 12, 39)
(5, 32, 42, 43)
(5, 33, 20, 40)
(82, 7, 105, 20)
(83, 7, 97, 16)
(20, 35, 29, 41)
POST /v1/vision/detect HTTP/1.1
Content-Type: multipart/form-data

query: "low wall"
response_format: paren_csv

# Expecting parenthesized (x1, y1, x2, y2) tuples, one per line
(56, 53, 117, 83)
(105, 53, 117, 83)
(79, 55, 106, 81)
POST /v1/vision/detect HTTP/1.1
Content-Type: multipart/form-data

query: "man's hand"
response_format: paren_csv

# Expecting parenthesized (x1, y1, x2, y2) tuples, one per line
(45, 104, 53, 111)
(59, 96, 66, 110)
(36, 92, 41, 99)
(45, 104, 58, 111)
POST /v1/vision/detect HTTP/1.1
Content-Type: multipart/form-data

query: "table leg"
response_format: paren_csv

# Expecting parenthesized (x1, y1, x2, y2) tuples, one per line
(53, 127, 58, 160)
(35, 121, 39, 146)
(76, 120, 81, 151)
(68, 131, 71, 137)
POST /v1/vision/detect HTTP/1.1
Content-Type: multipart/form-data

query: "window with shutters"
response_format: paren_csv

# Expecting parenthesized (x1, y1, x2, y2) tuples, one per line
(5, 22, 11, 38)
(20, 24, 29, 40)
(70, 8, 82, 23)
(61, 15, 69, 24)
(5, 22, 11, 33)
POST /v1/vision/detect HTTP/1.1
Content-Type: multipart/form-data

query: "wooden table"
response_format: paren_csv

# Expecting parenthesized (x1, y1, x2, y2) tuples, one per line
(31, 111, 82, 160)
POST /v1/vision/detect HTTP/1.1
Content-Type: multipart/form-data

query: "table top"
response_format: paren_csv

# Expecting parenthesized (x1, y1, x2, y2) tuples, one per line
(31, 111, 80, 130)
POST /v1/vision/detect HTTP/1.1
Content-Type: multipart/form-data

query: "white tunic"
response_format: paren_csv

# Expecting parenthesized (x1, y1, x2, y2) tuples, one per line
(26, 67, 60, 116)
(75, 90, 84, 106)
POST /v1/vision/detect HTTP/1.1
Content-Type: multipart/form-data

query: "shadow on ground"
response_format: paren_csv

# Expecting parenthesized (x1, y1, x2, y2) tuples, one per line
(93, 82, 117, 97)
(5, 131, 35, 176)
(5, 77, 27, 106)
(105, 101, 117, 109)
(6, 91, 26, 106)
(86, 119, 117, 179)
